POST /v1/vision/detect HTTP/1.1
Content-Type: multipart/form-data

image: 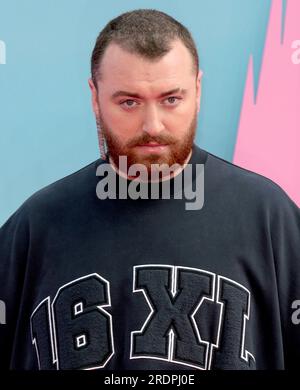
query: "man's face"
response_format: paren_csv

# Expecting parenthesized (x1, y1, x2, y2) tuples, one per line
(89, 39, 202, 174)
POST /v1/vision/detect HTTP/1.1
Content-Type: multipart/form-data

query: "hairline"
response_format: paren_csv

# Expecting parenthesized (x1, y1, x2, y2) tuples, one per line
(93, 39, 199, 88)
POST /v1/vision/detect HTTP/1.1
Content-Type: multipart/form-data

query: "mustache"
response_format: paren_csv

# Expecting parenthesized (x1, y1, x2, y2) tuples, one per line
(127, 133, 177, 148)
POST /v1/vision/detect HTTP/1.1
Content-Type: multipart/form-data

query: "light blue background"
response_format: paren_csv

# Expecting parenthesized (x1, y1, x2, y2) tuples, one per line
(0, 0, 275, 225)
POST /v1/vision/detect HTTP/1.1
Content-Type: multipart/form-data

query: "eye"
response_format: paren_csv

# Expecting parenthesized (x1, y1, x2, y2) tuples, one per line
(120, 99, 138, 109)
(163, 96, 181, 106)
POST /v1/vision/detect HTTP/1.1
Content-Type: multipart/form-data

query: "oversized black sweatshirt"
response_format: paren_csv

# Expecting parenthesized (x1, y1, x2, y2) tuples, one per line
(0, 144, 299, 370)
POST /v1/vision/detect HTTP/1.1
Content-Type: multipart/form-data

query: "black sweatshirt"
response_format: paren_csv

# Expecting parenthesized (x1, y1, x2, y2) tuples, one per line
(0, 144, 299, 370)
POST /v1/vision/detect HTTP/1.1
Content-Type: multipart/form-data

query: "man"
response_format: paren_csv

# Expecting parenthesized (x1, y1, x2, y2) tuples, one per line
(0, 9, 299, 370)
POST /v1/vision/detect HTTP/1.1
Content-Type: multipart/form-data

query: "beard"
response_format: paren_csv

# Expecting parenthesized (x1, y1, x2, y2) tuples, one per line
(96, 107, 197, 176)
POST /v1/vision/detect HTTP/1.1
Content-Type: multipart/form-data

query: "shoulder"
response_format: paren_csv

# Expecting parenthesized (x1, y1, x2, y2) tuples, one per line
(1, 159, 101, 230)
(206, 150, 295, 204)
(28, 159, 99, 203)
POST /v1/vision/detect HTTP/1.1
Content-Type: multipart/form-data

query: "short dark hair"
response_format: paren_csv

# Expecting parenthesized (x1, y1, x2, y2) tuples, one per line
(91, 9, 199, 85)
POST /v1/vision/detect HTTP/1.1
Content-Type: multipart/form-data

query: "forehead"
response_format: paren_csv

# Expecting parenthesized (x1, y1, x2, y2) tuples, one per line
(98, 40, 195, 91)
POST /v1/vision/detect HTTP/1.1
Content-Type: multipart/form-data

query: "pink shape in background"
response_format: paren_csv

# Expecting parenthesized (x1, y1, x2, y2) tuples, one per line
(233, 0, 300, 206)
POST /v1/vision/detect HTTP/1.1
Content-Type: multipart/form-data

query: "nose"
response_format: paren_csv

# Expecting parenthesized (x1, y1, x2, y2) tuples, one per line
(142, 104, 165, 136)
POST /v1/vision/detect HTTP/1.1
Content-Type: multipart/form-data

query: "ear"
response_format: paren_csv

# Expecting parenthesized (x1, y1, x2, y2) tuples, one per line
(196, 69, 203, 113)
(88, 78, 100, 116)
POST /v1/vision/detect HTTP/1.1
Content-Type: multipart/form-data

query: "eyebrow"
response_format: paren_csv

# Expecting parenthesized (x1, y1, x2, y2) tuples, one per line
(111, 88, 187, 100)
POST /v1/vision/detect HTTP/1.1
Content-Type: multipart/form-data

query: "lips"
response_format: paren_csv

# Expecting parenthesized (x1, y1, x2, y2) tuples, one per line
(135, 143, 169, 153)
(137, 143, 167, 147)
